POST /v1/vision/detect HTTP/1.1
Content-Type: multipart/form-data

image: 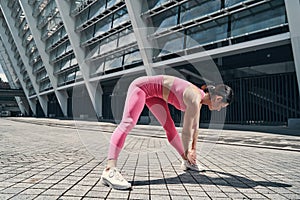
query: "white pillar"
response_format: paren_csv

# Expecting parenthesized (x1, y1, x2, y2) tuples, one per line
(55, 0, 103, 119)
(19, 0, 68, 117)
(125, 0, 156, 76)
(285, 0, 300, 96)
(0, 1, 47, 116)
(0, 17, 36, 115)
(0, 58, 27, 115)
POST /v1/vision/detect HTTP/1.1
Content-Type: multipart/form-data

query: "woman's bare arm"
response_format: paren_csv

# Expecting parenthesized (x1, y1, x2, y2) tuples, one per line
(182, 87, 202, 163)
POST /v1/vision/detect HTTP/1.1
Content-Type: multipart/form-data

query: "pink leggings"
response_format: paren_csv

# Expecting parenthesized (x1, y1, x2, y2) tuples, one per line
(108, 78, 185, 160)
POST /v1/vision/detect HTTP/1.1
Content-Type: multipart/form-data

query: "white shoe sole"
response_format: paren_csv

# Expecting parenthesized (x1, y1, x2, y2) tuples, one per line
(181, 162, 203, 172)
(100, 177, 131, 190)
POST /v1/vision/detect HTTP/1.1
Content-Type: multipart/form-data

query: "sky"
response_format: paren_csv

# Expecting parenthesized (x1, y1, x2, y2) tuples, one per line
(0, 65, 8, 82)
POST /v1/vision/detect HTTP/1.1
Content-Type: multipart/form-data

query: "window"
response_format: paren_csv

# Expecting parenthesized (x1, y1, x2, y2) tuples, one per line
(65, 42, 72, 53)
(71, 0, 85, 12)
(113, 9, 129, 28)
(186, 17, 228, 48)
(225, 0, 246, 7)
(90, 59, 105, 76)
(152, 7, 179, 33)
(180, 0, 221, 24)
(76, 9, 89, 27)
(70, 55, 78, 66)
(104, 56, 123, 71)
(157, 32, 185, 57)
(86, 44, 100, 59)
(56, 43, 66, 58)
(81, 25, 95, 43)
(60, 58, 71, 71)
(76, 70, 83, 80)
(118, 28, 135, 47)
(37, 69, 47, 81)
(107, 0, 120, 8)
(94, 16, 112, 37)
(40, 79, 51, 92)
(99, 36, 118, 54)
(231, 1, 286, 37)
(147, 0, 169, 10)
(33, 60, 43, 73)
(65, 71, 76, 83)
(123, 51, 142, 66)
(89, 0, 106, 19)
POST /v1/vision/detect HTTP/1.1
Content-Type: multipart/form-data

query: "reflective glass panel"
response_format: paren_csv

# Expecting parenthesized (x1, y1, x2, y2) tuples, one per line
(152, 7, 179, 33)
(95, 17, 112, 37)
(105, 57, 122, 71)
(70, 55, 78, 66)
(89, 0, 106, 19)
(99, 36, 118, 54)
(107, 0, 119, 8)
(81, 25, 95, 43)
(180, 0, 221, 24)
(225, 0, 246, 7)
(231, 2, 286, 37)
(113, 9, 129, 28)
(76, 9, 89, 27)
(60, 58, 71, 71)
(90, 59, 105, 75)
(124, 51, 142, 66)
(147, 0, 169, 10)
(186, 17, 228, 48)
(118, 29, 135, 47)
(157, 32, 185, 56)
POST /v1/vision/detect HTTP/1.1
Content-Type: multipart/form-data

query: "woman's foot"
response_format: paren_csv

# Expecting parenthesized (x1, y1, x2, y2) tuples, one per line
(181, 160, 204, 172)
(100, 167, 131, 190)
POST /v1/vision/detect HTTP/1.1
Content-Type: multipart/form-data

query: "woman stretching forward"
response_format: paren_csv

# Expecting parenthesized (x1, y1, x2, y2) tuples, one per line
(101, 75, 233, 190)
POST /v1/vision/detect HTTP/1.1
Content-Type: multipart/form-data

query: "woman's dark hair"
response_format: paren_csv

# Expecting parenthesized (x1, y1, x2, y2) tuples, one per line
(202, 84, 234, 104)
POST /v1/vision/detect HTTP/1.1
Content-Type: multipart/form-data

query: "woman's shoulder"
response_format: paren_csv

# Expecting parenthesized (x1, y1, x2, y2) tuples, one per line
(183, 85, 203, 107)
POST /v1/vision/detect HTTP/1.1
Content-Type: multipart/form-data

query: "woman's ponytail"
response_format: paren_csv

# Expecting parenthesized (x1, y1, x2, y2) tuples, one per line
(201, 84, 233, 104)
(201, 85, 215, 94)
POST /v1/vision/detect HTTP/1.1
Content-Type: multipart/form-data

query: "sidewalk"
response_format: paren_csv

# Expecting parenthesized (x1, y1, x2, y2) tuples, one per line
(0, 117, 299, 199)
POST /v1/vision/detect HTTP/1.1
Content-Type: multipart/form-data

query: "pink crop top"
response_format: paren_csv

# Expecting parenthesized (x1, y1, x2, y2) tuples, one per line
(168, 77, 205, 111)
(135, 75, 205, 111)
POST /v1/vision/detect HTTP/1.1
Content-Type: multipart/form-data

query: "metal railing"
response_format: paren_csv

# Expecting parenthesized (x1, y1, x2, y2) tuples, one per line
(200, 72, 300, 125)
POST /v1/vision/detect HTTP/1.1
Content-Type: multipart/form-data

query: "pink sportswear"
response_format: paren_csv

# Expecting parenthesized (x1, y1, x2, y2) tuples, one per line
(108, 75, 205, 160)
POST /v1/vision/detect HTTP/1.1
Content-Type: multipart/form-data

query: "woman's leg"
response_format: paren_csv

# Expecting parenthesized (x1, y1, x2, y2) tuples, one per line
(107, 85, 146, 166)
(145, 97, 185, 158)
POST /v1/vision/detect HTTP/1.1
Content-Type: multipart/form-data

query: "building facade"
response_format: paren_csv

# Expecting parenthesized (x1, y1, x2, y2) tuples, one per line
(0, 0, 299, 126)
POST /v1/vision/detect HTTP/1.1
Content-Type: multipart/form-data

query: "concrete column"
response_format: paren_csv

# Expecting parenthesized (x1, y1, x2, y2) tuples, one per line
(0, 57, 27, 115)
(125, 0, 156, 76)
(0, 1, 47, 116)
(285, 0, 300, 96)
(55, 0, 103, 119)
(19, 0, 68, 117)
(0, 17, 36, 115)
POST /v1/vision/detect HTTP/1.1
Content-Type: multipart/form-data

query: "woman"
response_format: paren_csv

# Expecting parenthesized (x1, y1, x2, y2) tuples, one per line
(101, 75, 233, 190)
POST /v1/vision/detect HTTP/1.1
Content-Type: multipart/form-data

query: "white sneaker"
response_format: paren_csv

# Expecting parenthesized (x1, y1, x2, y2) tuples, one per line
(181, 160, 203, 172)
(100, 167, 131, 190)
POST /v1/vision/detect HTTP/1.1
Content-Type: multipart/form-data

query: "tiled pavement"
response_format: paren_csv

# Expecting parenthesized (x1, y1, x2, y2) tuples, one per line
(0, 118, 299, 200)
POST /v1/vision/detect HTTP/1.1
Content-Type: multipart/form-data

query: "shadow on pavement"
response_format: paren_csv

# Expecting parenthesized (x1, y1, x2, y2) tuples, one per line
(132, 170, 292, 189)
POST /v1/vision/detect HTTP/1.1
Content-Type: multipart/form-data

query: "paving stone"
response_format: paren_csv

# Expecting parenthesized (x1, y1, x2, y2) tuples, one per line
(20, 188, 45, 195)
(9, 194, 38, 200)
(40, 189, 66, 196)
(1, 118, 300, 200)
(0, 193, 18, 200)
(34, 195, 61, 200)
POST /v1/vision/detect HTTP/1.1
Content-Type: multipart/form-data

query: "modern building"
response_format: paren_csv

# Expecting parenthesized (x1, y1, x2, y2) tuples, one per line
(0, 0, 299, 126)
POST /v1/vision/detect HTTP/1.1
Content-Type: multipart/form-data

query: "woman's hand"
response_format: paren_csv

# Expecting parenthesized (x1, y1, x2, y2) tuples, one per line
(187, 149, 197, 165)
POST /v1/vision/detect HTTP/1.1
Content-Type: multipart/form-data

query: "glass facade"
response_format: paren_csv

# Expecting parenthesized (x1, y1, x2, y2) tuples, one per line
(148, 0, 288, 60)
(0, 0, 299, 125)
(31, 0, 80, 89)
